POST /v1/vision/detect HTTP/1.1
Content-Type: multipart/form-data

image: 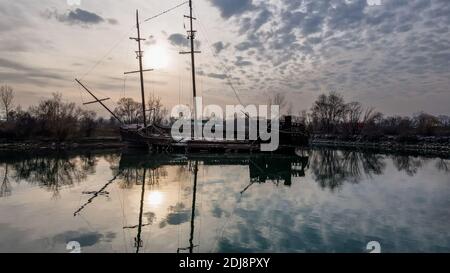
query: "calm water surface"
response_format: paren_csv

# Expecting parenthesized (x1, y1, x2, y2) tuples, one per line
(0, 149, 449, 253)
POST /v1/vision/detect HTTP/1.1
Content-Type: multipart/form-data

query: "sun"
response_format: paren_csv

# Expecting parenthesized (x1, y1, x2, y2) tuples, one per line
(144, 45, 169, 69)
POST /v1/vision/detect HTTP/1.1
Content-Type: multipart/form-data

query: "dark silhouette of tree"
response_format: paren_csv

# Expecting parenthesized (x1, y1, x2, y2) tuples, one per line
(113, 98, 143, 124)
(147, 94, 168, 125)
(311, 92, 347, 133)
(0, 84, 14, 122)
(343, 102, 363, 135)
(30, 92, 80, 140)
(79, 110, 97, 137)
(414, 112, 441, 136)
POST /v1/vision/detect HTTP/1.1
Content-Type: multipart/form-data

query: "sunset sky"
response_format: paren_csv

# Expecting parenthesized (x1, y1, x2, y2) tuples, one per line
(0, 0, 449, 117)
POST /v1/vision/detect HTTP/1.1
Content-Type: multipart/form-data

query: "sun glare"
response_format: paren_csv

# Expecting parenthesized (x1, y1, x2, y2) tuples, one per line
(147, 191, 164, 206)
(144, 45, 169, 69)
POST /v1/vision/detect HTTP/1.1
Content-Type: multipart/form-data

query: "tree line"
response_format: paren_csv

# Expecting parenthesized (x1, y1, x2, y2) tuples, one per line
(0, 85, 167, 141)
(1, 84, 449, 142)
(305, 92, 450, 141)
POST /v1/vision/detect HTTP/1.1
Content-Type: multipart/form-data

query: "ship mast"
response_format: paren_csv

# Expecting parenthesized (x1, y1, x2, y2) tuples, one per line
(128, 10, 153, 129)
(180, 0, 201, 121)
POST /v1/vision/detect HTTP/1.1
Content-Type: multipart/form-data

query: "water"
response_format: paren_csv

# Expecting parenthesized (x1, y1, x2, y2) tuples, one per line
(0, 149, 449, 253)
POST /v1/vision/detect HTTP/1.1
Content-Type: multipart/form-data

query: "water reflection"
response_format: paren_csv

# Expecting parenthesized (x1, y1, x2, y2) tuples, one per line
(0, 149, 449, 252)
(111, 154, 309, 253)
(0, 152, 102, 197)
(310, 149, 386, 190)
(0, 164, 11, 197)
(1, 150, 446, 199)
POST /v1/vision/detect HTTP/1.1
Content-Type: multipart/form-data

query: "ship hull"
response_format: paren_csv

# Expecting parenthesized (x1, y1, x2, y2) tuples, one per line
(120, 117, 309, 154)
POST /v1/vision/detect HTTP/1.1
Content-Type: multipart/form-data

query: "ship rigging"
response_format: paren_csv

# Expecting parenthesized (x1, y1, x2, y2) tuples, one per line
(75, 0, 308, 154)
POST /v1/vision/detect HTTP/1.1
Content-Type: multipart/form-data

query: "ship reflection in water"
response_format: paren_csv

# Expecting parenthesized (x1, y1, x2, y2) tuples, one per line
(0, 149, 449, 253)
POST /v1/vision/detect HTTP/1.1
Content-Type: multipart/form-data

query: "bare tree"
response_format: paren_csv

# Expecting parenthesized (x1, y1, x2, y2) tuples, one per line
(362, 107, 383, 125)
(0, 85, 14, 121)
(30, 92, 79, 140)
(360, 107, 383, 137)
(414, 112, 440, 136)
(311, 92, 347, 133)
(79, 109, 97, 137)
(147, 94, 168, 125)
(344, 102, 363, 135)
(113, 98, 142, 124)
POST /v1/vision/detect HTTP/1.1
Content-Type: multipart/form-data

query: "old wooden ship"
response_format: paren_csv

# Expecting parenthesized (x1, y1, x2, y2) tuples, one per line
(76, 0, 308, 154)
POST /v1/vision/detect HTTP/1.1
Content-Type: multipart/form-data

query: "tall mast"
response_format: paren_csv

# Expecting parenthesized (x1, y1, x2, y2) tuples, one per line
(181, 0, 200, 121)
(130, 10, 147, 128)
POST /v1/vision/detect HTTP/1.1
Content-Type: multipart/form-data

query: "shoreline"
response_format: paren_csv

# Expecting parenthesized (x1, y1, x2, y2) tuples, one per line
(310, 138, 450, 157)
(1, 138, 450, 158)
(0, 137, 125, 152)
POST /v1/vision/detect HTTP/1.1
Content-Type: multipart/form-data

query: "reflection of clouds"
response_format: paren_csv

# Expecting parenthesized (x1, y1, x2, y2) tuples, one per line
(159, 203, 197, 227)
(1, 151, 450, 253)
(52, 230, 116, 247)
(0, 224, 45, 253)
(0, 224, 116, 252)
(211, 165, 450, 252)
(212, 203, 230, 218)
(144, 212, 156, 225)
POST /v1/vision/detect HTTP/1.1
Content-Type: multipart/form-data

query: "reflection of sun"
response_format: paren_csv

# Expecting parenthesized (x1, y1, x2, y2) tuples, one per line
(147, 191, 164, 206)
(144, 45, 169, 69)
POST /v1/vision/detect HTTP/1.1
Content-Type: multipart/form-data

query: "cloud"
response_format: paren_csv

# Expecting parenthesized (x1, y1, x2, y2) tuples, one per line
(235, 40, 261, 51)
(209, 0, 255, 19)
(212, 41, 229, 54)
(235, 56, 252, 67)
(0, 4, 30, 33)
(168, 33, 200, 48)
(168, 33, 188, 47)
(144, 35, 157, 46)
(207, 73, 227, 80)
(197, 0, 450, 115)
(65, 9, 104, 24)
(107, 18, 119, 25)
(42, 8, 118, 26)
(0, 57, 68, 86)
(327, 0, 367, 31)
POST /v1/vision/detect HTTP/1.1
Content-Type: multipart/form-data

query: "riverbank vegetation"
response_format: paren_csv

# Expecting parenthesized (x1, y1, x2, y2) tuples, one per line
(0, 85, 166, 142)
(1, 84, 449, 144)
(305, 92, 450, 143)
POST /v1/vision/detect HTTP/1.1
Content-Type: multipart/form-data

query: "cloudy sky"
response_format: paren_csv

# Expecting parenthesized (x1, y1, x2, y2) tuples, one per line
(0, 0, 449, 116)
